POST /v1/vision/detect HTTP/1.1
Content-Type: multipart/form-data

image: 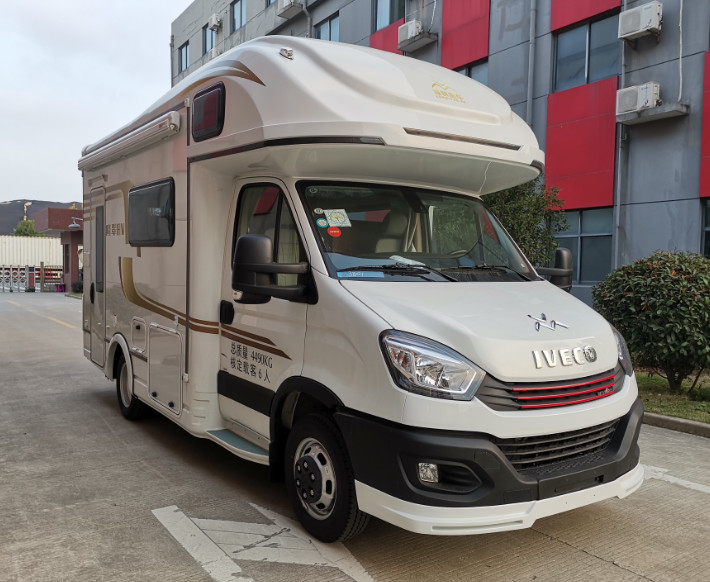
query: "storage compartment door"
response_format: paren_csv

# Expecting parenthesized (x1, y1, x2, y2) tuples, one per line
(148, 324, 183, 415)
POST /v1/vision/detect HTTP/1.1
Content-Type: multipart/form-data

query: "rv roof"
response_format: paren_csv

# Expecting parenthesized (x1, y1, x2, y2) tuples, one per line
(81, 36, 543, 193)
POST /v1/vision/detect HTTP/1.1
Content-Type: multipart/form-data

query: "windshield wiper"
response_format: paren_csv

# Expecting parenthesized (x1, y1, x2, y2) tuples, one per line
(337, 263, 456, 282)
(442, 264, 532, 281)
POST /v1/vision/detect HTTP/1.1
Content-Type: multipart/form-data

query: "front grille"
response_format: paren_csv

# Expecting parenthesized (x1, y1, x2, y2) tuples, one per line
(477, 365, 624, 411)
(494, 419, 619, 473)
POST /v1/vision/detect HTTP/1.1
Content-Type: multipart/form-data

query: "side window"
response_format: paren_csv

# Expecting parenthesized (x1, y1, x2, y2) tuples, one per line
(457, 60, 489, 86)
(553, 14, 620, 93)
(128, 179, 175, 247)
(555, 208, 613, 283)
(178, 42, 189, 73)
(315, 13, 340, 41)
(233, 185, 305, 286)
(95, 205, 104, 293)
(375, 0, 405, 31)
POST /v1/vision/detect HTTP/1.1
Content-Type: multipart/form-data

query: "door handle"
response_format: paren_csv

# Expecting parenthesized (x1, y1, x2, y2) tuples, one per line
(90, 282, 95, 304)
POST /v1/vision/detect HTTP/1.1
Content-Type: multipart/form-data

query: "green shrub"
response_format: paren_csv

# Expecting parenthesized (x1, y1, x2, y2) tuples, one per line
(484, 175, 567, 266)
(592, 251, 710, 392)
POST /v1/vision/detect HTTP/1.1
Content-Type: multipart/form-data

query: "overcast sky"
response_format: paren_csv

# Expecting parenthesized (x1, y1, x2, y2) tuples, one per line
(0, 0, 193, 204)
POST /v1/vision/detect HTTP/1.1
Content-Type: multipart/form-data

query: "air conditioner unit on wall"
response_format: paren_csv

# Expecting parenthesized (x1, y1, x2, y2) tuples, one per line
(208, 14, 221, 31)
(398, 20, 423, 45)
(618, 1, 663, 41)
(616, 82, 661, 115)
(278, 0, 303, 20)
(397, 19, 436, 52)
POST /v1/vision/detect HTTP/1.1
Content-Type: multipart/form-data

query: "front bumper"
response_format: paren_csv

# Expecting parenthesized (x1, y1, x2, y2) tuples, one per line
(335, 398, 643, 531)
(354, 462, 644, 535)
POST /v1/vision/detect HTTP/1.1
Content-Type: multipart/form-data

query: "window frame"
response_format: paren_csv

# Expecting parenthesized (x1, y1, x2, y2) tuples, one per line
(553, 13, 620, 93)
(374, 0, 405, 32)
(203, 25, 216, 55)
(232, 184, 305, 263)
(554, 208, 613, 284)
(232, 0, 247, 32)
(456, 59, 489, 86)
(703, 200, 710, 258)
(128, 178, 176, 248)
(315, 13, 340, 42)
(95, 205, 104, 293)
(178, 42, 189, 73)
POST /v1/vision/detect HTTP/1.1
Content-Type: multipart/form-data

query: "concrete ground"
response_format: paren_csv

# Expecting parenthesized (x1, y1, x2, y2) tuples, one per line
(1, 292, 709, 582)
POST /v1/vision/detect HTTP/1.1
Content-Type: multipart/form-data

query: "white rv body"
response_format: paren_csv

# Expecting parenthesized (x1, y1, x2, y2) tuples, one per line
(79, 37, 643, 542)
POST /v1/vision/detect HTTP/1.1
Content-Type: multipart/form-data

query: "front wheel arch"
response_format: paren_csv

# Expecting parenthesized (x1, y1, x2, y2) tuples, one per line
(269, 378, 344, 481)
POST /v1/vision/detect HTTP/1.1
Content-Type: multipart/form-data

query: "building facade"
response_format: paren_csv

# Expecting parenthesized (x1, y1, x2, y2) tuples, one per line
(171, 0, 710, 301)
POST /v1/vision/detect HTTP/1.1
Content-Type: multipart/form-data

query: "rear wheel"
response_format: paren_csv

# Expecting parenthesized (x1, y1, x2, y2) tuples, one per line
(116, 355, 149, 420)
(284, 413, 369, 542)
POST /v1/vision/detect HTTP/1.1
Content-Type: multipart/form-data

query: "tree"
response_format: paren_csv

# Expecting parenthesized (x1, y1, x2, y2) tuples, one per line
(593, 251, 710, 392)
(14, 220, 43, 237)
(484, 175, 567, 266)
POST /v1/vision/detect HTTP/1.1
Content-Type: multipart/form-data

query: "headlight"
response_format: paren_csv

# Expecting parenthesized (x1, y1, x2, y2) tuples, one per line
(380, 331, 486, 400)
(612, 326, 633, 376)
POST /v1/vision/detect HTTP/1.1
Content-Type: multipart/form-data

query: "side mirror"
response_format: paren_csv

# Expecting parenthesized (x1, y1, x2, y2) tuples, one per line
(232, 234, 309, 303)
(537, 247, 573, 292)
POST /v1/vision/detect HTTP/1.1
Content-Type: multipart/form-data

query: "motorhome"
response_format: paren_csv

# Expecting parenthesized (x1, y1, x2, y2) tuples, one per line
(78, 36, 643, 543)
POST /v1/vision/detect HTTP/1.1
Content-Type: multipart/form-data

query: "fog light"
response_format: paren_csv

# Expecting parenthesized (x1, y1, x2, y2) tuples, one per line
(418, 462, 439, 484)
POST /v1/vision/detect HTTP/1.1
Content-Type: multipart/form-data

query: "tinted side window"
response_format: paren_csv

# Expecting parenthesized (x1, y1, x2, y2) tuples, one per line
(128, 179, 175, 247)
(233, 185, 305, 286)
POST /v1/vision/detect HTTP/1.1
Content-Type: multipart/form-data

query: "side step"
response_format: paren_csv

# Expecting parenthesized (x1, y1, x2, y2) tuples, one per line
(207, 429, 269, 465)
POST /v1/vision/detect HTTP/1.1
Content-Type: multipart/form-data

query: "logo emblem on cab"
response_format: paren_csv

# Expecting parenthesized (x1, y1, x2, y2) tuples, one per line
(528, 313, 569, 332)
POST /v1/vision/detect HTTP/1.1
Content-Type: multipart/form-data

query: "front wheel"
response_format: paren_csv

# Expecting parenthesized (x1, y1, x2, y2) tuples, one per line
(284, 414, 369, 542)
(116, 355, 149, 420)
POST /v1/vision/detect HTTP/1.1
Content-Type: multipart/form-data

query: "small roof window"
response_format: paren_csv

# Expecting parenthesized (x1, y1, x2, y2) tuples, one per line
(192, 82, 225, 142)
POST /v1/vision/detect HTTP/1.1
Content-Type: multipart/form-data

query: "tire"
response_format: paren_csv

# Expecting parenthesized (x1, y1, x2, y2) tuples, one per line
(116, 355, 149, 420)
(284, 413, 370, 543)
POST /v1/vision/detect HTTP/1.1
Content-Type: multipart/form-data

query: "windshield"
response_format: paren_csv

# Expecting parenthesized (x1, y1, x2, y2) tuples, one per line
(300, 182, 536, 282)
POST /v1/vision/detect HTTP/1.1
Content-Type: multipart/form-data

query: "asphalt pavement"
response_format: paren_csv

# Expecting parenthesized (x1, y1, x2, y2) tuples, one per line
(1, 292, 709, 582)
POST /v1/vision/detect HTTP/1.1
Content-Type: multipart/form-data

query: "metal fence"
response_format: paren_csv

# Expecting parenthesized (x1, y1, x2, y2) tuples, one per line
(0, 264, 65, 293)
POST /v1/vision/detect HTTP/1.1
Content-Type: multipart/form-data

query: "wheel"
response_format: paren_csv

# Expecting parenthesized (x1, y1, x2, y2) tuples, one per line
(284, 414, 370, 542)
(116, 355, 149, 420)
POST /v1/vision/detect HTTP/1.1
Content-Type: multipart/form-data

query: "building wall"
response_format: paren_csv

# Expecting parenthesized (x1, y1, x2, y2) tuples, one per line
(618, 0, 709, 265)
(170, 0, 710, 300)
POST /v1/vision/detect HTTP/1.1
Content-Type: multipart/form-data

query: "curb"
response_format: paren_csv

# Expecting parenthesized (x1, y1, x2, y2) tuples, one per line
(643, 412, 710, 439)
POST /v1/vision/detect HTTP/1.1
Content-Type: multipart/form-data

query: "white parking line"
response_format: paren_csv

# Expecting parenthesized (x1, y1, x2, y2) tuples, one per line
(643, 465, 710, 495)
(152, 506, 253, 582)
(153, 504, 376, 582)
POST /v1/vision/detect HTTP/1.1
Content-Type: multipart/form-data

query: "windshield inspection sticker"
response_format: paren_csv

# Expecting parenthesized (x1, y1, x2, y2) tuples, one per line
(324, 209, 351, 227)
(316, 218, 328, 228)
(338, 271, 385, 278)
(327, 226, 342, 238)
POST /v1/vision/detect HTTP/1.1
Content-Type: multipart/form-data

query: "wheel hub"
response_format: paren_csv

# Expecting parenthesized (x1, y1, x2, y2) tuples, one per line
(292, 439, 336, 520)
(294, 454, 323, 504)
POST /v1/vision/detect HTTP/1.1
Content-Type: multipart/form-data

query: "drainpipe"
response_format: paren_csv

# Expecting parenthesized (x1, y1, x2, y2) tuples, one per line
(613, 0, 629, 269)
(302, 1, 312, 37)
(526, 0, 537, 127)
(170, 34, 175, 87)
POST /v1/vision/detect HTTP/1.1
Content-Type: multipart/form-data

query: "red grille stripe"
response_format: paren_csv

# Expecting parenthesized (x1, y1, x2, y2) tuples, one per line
(516, 382, 616, 401)
(512, 374, 616, 393)
(521, 391, 615, 409)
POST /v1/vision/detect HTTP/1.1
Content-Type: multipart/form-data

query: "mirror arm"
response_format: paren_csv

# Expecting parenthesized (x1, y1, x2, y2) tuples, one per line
(238, 262, 309, 275)
(235, 283, 307, 301)
(536, 266, 573, 277)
